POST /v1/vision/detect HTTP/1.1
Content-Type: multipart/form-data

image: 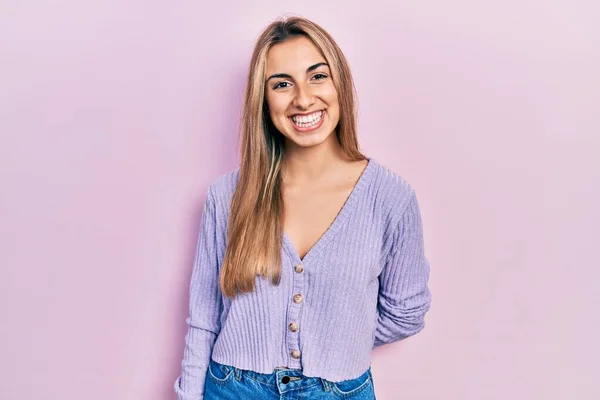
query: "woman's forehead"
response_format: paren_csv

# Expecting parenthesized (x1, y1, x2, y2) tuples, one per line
(265, 37, 327, 75)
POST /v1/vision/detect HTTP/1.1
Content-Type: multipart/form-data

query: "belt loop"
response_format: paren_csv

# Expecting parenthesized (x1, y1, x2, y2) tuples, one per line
(234, 367, 242, 381)
(320, 378, 331, 392)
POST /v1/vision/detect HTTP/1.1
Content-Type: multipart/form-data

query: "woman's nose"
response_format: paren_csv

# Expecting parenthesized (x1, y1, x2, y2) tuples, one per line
(293, 83, 315, 110)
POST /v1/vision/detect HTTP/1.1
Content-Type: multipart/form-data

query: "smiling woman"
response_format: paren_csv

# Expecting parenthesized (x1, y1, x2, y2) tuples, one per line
(174, 15, 432, 400)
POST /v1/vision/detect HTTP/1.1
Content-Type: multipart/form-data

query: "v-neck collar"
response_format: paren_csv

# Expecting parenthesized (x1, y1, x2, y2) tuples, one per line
(282, 157, 376, 264)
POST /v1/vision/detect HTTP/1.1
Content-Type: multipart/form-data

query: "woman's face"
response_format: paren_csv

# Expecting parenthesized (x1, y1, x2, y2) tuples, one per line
(264, 36, 340, 148)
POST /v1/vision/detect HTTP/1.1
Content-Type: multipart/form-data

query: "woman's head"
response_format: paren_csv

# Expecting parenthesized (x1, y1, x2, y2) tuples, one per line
(221, 17, 365, 297)
(241, 16, 362, 160)
(264, 35, 339, 149)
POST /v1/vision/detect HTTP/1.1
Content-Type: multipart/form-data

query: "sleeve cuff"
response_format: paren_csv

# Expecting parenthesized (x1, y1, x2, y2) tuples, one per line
(173, 376, 203, 400)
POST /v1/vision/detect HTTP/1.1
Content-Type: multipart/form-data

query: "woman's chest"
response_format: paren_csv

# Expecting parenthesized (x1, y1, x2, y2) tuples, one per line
(283, 180, 357, 261)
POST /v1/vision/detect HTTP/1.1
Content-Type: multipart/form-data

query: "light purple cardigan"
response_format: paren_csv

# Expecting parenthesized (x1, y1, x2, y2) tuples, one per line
(174, 157, 432, 399)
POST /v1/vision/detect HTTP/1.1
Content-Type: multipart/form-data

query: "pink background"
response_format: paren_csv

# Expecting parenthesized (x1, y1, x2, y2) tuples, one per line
(1, 1, 599, 399)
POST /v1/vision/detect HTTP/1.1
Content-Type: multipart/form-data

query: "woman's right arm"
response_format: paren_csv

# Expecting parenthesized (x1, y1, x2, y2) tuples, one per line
(174, 185, 224, 400)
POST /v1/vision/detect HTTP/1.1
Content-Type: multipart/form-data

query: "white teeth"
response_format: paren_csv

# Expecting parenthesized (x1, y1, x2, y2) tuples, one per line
(291, 110, 323, 126)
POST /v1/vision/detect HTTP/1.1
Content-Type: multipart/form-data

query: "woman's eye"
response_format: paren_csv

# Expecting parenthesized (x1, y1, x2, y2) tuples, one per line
(273, 81, 289, 90)
(312, 73, 328, 80)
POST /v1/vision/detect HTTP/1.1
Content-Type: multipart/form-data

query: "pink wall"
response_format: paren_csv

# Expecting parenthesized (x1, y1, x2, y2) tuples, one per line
(1, 1, 598, 399)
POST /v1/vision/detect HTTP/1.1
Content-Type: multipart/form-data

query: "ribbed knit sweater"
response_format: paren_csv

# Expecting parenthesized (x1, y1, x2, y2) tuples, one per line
(174, 157, 432, 399)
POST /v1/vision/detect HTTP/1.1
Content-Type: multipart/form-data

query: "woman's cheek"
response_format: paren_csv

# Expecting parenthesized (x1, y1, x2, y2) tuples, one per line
(270, 111, 287, 133)
(325, 85, 339, 101)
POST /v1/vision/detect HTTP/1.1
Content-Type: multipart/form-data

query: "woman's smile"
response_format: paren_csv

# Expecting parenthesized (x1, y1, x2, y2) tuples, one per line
(289, 110, 325, 132)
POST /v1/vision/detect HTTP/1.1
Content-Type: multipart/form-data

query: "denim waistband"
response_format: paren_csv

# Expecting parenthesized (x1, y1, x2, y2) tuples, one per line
(245, 365, 319, 388)
(211, 359, 371, 394)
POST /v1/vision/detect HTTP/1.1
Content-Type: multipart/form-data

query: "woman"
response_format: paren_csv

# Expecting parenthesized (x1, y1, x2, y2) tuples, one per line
(174, 16, 432, 400)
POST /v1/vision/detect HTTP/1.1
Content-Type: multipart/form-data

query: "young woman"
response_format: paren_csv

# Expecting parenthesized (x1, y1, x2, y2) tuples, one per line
(174, 16, 432, 400)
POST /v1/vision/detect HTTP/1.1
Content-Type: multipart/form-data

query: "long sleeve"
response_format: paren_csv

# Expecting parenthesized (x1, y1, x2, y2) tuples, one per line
(174, 185, 223, 400)
(373, 191, 432, 347)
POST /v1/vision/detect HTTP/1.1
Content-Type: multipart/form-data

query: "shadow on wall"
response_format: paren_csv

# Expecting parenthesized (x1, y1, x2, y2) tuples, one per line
(162, 60, 246, 399)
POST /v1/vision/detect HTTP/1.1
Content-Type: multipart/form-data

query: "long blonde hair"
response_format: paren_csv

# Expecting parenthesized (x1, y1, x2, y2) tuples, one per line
(220, 16, 366, 297)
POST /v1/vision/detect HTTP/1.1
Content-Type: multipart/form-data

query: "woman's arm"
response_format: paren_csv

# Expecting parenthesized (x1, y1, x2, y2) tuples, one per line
(174, 185, 223, 400)
(373, 191, 432, 347)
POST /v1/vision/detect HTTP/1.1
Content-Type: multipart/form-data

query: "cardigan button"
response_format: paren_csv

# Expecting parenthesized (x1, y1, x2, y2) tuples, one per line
(294, 264, 304, 273)
(289, 322, 298, 332)
(293, 294, 303, 304)
(291, 350, 301, 359)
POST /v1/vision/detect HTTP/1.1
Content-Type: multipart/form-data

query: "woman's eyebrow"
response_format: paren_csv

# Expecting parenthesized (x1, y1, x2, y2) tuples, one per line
(266, 62, 329, 82)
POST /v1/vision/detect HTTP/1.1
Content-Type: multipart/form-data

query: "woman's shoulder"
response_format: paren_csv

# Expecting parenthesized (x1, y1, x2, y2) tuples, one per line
(369, 157, 416, 208)
(206, 167, 240, 199)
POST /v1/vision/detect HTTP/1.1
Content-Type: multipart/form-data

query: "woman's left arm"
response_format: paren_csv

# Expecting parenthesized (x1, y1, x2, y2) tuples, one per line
(373, 191, 433, 347)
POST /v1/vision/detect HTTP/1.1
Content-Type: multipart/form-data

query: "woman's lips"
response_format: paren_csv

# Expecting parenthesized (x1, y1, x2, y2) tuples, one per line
(288, 110, 325, 133)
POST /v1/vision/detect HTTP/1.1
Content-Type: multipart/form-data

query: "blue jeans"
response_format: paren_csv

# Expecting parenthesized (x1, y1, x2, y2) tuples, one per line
(204, 358, 376, 399)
